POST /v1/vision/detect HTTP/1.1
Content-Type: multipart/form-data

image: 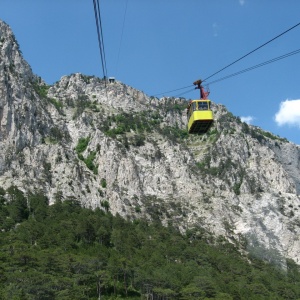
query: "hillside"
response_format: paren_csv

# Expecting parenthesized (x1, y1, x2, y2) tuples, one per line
(2, 199, 300, 299)
(1, 19, 300, 270)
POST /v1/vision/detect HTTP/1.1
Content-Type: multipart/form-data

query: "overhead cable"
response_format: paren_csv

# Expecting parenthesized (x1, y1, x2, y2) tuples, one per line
(153, 85, 194, 97)
(93, 0, 108, 79)
(153, 21, 300, 96)
(203, 21, 300, 81)
(97, 0, 108, 77)
(174, 88, 196, 98)
(207, 48, 300, 85)
(169, 48, 300, 98)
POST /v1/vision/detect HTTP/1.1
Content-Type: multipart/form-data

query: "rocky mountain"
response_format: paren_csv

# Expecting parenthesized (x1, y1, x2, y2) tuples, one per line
(1, 20, 300, 268)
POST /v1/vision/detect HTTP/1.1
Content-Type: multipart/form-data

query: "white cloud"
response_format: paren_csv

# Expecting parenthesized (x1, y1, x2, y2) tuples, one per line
(239, 0, 245, 5)
(274, 99, 300, 127)
(241, 116, 254, 124)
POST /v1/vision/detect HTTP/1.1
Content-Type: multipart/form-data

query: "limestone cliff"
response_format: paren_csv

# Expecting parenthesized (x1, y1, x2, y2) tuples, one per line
(1, 20, 300, 268)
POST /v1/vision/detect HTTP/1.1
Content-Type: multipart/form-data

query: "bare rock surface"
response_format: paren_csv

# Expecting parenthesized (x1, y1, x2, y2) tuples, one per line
(1, 20, 300, 267)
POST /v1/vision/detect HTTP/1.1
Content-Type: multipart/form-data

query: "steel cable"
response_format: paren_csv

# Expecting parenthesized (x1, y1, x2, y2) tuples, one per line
(153, 21, 300, 96)
(93, 0, 108, 79)
(207, 48, 300, 85)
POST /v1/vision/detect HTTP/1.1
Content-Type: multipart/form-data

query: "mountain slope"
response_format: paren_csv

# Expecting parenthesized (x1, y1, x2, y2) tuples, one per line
(1, 20, 300, 267)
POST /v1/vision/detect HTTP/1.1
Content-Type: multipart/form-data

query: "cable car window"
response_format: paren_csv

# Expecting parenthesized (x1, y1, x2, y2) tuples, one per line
(192, 102, 197, 111)
(198, 102, 208, 110)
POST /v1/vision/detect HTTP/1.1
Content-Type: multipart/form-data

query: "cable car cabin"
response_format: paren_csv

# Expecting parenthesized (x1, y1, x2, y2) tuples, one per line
(187, 100, 213, 134)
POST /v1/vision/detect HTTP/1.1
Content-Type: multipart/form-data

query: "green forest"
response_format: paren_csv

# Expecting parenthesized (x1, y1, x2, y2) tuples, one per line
(1, 186, 300, 300)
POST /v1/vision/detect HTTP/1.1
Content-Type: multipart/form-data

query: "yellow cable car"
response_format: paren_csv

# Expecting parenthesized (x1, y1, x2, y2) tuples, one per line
(187, 80, 213, 134)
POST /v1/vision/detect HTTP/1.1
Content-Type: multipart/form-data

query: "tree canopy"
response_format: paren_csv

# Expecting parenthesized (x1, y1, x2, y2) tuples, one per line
(0, 186, 300, 299)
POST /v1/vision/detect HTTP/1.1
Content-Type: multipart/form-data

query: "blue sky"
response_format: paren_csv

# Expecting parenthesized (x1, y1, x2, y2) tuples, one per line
(1, 0, 300, 145)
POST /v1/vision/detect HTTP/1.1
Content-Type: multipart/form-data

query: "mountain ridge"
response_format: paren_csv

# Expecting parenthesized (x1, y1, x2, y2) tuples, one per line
(1, 20, 300, 268)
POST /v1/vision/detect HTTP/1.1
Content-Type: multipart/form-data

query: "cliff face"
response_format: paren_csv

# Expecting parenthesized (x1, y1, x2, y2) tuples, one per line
(1, 20, 300, 267)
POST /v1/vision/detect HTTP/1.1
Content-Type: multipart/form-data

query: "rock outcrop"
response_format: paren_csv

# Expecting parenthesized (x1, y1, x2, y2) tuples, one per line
(1, 20, 300, 268)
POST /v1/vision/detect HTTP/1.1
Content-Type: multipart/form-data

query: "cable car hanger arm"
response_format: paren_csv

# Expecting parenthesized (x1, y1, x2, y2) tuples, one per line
(193, 79, 209, 100)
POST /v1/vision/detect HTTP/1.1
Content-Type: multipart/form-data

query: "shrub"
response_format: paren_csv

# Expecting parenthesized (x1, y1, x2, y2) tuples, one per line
(32, 82, 50, 98)
(75, 137, 90, 154)
(49, 98, 63, 111)
(101, 178, 107, 188)
(101, 200, 109, 212)
(84, 151, 98, 174)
